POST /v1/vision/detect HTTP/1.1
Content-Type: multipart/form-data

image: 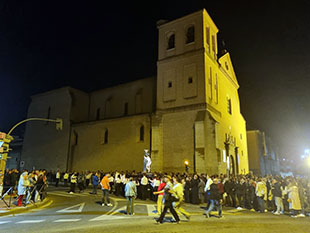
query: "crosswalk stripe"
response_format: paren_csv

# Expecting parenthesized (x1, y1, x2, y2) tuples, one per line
(54, 219, 81, 222)
(89, 215, 126, 221)
(56, 203, 85, 213)
(0, 221, 11, 224)
(16, 220, 45, 224)
(146, 204, 157, 216)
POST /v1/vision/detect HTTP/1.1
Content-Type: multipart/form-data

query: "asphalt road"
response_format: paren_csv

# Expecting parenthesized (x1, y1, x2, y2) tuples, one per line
(0, 186, 310, 233)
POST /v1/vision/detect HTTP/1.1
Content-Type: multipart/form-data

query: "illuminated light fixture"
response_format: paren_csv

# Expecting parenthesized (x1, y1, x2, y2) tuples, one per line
(301, 155, 305, 159)
(184, 160, 189, 165)
(307, 157, 310, 167)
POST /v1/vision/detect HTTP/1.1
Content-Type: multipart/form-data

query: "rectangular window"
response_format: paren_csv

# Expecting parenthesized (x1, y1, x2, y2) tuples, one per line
(206, 27, 210, 53)
(168, 81, 172, 88)
(209, 67, 212, 100)
(188, 77, 193, 84)
(227, 98, 232, 114)
(212, 35, 216, 59)
(215, 74, 218, 104)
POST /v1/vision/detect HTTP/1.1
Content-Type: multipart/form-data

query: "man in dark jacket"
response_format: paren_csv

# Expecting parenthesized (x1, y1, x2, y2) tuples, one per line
(224, 178, 236, 207)
(156, 187, 180, 224)
(205, 178, 222, 218)
(272, 178, 283, 215)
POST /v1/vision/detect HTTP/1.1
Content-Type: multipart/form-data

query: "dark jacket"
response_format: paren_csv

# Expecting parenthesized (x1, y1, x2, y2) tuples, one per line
(164, 191, 179, 207)
(209, 183, 221, 201)
(273, 182, 282, 198)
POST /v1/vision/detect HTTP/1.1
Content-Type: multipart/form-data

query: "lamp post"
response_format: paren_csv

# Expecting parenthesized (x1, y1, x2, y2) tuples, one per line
(0, 117, 63, 195)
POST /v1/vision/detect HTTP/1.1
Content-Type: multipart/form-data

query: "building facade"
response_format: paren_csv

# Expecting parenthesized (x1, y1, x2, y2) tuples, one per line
(21, 9, 249, 175)
(247, 130, 280, 176)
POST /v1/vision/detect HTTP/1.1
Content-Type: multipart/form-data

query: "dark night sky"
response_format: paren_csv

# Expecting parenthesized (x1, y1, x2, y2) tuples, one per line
(1, 0, 310, 159)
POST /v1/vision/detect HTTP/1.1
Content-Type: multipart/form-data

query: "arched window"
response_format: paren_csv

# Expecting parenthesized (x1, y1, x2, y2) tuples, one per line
(186, 26, 195, 44)
(167, 34, 175, 49)
(139, 125, 144, 141)
(104, 129, 109, 144)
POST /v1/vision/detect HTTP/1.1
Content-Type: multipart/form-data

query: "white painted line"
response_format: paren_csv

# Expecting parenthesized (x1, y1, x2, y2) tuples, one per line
(54, 218, 81, 223)
(89, 215, 126, 221)
(0, 221, 11, 224)
(16, 220, 45, 224)
(146, 204, 157, 216)
(49, 192, 73, 198)
(56, 202, 85, 213)
(110, 206, 127, 216)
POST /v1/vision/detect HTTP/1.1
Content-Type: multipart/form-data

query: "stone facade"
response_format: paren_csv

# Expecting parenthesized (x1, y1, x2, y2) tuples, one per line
(21, 9, 249, 175)
(247, 130, 280, 176)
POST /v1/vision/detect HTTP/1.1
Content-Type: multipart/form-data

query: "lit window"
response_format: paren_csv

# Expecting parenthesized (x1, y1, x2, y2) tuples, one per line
(186, 26, 195, 44)
(168, 81, 172, 88)
(167, 34, 175, 50)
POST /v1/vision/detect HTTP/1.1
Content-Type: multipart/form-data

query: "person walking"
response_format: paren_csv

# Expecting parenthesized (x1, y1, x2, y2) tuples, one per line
(101, 174, 112, 206)
(153, 176, 166, 214)
(156, 187, 180, 224)
(125, 176, 137, 215)
(172, 177, 190, 220)
(205, 178, 222, 218)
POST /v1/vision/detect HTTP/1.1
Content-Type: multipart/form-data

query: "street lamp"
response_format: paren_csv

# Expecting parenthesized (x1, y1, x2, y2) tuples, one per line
(184, 160, 189, 173)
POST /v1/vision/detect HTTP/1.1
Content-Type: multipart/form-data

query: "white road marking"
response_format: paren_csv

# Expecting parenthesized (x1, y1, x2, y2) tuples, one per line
(16, 220, 45, 224)
(0, 221, 11, 224)
(89, 215, 126, 221)
(54, 218, 81, 222)
(49, 192, 73, 198)
(56, 202, 85, 213)
(110, 206, 127, 216)
(146, 204, 157, 216)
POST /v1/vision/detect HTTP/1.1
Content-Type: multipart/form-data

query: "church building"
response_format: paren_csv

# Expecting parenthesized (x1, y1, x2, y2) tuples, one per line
(21, 9, 249, 175)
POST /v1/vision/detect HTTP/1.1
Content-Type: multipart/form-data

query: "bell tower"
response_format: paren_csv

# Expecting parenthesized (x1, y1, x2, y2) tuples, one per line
(156, 9, 219, 111)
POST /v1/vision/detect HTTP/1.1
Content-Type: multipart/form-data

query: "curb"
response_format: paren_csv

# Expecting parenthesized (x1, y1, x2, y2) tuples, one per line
(0, 198, 52, 217)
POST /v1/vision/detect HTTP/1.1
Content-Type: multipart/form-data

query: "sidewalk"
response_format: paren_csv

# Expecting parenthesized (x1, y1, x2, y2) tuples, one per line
(0, 194, 52, 216)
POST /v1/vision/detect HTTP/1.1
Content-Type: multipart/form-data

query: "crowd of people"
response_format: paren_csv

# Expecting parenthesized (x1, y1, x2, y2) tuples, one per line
(45, 170, 310, 221)
(2, 168, 48, 206)
(2, 168, 310, 221)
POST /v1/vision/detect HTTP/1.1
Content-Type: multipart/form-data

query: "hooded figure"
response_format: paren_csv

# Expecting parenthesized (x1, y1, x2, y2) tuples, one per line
(17, 171, 29, 206)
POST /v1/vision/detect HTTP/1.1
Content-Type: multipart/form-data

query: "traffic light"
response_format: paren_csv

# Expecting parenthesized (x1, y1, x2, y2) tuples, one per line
(0, 133, 13, 154)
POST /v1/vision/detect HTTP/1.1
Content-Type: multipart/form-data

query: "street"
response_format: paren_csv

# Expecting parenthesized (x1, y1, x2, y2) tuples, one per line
(0, 187, 309, 233)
